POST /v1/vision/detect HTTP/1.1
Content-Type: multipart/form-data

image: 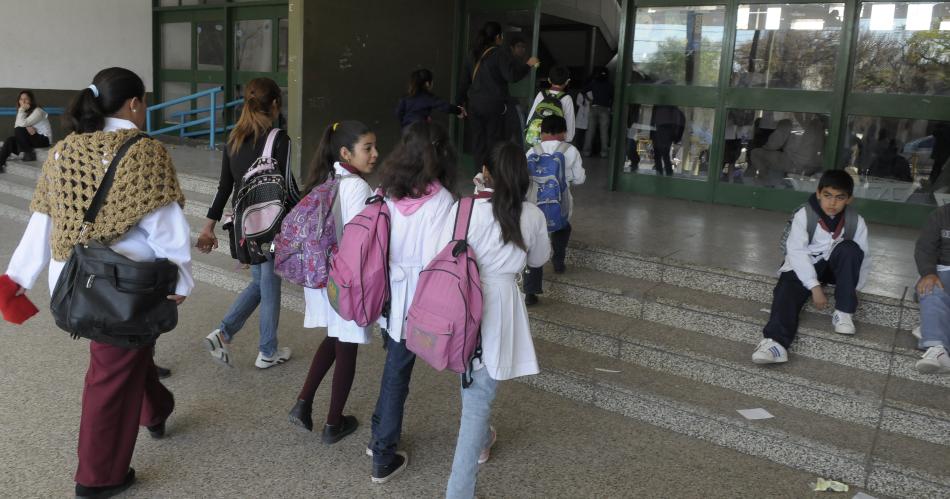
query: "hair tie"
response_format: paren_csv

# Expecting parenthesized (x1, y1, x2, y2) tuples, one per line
(332, 122, 340, 131)
(87, 84, 99, 98)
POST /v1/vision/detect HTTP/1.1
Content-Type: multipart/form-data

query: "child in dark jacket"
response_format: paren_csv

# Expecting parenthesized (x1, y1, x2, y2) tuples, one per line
(913, 203, 950, 374)
(395, 69, 465, 130)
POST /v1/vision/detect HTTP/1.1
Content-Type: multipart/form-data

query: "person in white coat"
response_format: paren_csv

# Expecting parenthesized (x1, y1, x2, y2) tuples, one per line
(287, 121, 377, 444)
(1, 89, 53, 170)
(443, 142, 552, 499)
(369, 122, 458, 484)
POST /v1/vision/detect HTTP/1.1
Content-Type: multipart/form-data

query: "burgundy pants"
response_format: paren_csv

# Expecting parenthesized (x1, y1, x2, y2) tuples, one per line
(74, 341, 174, 487)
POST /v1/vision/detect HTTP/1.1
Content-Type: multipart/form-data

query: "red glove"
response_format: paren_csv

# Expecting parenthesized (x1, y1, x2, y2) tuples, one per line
(0, 275, 39, 325)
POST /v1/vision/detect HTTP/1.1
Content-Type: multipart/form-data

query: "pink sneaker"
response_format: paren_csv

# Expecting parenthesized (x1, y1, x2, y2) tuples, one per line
(478, 425, 497, 465)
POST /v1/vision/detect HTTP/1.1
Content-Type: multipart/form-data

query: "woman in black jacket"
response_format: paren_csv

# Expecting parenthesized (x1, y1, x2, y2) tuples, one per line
(457, 21, 538, 168)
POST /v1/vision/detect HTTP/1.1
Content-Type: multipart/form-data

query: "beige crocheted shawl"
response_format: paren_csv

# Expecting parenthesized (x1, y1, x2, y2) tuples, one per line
(30, 128, 186, 260)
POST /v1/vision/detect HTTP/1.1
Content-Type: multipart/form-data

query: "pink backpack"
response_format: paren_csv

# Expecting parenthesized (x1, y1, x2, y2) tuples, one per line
(406, 197, 483, 383)
(272, 176, 343, 288)
(326, 190, 391, 326)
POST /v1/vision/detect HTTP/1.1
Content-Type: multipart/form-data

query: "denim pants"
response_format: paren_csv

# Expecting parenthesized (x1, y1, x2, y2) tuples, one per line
(583, 105, 610, 157)
(919, 270, 950, 350)
(446, 368, 498, 499)
(218, 259, 281, 356)
(370, 335, 416, 468)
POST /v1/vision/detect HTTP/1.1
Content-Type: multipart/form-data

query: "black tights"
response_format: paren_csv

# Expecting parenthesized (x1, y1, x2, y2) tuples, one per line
(0, 127, 49, 164)
(297, 336, 359, 426)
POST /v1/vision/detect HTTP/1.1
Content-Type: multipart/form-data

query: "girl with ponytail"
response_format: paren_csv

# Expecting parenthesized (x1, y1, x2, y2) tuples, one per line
(440, 142, 551, 499)
(288, 120, 377, 443)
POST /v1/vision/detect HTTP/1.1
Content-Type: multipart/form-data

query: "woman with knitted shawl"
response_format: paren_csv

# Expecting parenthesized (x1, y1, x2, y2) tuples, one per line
(0, 67, 193, 499)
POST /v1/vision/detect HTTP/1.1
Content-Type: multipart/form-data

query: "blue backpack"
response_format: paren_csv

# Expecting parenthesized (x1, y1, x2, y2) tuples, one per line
(527, 142, 571, 232)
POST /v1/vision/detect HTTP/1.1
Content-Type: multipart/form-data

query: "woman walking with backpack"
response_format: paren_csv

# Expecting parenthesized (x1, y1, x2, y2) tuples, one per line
(440, 142, 551, 499)
(368, 121, 458, 484)
(197, 78, 298, 369)
(287, 120, 377, 443)
(1, 67, 192, 498)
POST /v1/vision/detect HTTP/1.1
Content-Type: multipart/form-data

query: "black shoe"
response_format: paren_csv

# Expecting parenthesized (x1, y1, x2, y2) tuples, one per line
(147, 421, 166, 439)
(371, 451, 409, 484)
(75, 468, 135, 498)
(553, 264, 566, 274)
(288, 399, 313, 432)
(525, 294, 539, 306)
(22, 151, 36, 162)
(322, 415, 359, 444)
(155, 365, 171, 379)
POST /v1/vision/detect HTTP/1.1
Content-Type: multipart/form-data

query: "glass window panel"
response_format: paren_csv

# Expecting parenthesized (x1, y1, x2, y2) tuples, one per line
(278, 18, 289, 71)
(161, 22, 191, 70)
(161, 81, 192, 124)
(631, 6, 726, 87)
(234, 19, 273, 72)
(732, 3, 845, 90)
(197, 21, 226, 71)
(841, 116, 950, 206)
(719, 109, 829, 188)
(181, 0, 226, 5)
(158, 0, 179, 7)
(623, 105, 716, 180)
(853, 2, 950, 96)
(196, 83, 225, 126)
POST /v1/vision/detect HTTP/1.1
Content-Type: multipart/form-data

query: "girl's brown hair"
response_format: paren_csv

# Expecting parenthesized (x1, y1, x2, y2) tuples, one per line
(228, 78, 282, 155)
(485, 142, 529, 250)
(378, 121, 457, 200)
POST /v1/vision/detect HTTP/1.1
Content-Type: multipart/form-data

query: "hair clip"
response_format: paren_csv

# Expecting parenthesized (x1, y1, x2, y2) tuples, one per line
(333, 122, 340, 131)
(87, 84, 99, 98)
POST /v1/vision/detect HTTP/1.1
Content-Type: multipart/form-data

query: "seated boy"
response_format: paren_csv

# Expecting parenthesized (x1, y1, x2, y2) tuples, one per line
(913, 203, 950, 374)
(524, 66, 575, 147)
(523, 115, 585, 305)
(753, 170, 871, 364)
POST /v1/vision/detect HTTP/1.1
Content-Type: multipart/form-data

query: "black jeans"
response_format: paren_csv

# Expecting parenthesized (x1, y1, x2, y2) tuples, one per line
(651, 126, 676, 176)
(1, 127, 49, 163)
(369, 334, 416, 469)
(524, 223, 572, 295)
(469, 106, 507, 170)
(763, 240, 864, 349)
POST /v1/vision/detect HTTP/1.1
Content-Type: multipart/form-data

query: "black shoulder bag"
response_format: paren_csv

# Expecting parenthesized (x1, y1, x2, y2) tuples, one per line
(50, 134, 180, 349)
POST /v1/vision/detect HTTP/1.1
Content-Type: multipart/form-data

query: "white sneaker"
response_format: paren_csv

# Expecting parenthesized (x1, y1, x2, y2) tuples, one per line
(916, 346, 950, 374)
(752, 338, 788, 364)
(912, 326, 922, 340)
(478, 425, 497, 465)
(204, 329, 232, 367)
(832, 310, 856, 335)
(255, 346, 292, 369)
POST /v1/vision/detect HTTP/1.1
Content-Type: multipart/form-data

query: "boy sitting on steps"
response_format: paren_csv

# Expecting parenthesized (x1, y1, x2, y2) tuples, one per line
(753, 170, 871, 364)
(913, 203, 950, 374)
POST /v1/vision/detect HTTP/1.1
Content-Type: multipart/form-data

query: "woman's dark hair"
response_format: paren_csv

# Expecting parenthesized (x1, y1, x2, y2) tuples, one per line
(472, 21, 503, 60)
(485, 142, 529, 250)
(65, 67, 146, 133)
(228, 77, 282, 155)
(17, 90, 37, 115)
(408, 69, 434, 97)
(304, 120, 372, 194)
(378, 121, 458, 200)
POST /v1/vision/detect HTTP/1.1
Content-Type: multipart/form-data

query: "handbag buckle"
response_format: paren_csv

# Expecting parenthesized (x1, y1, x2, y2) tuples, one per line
(79, 223, 92, 246)
(86, 275, 96, 288)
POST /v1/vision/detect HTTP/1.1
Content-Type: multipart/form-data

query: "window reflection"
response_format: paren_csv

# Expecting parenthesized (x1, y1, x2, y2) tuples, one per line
(732, 3, 845, 90)
(631, 6, 726, 87)
(624, 104, 716, 180)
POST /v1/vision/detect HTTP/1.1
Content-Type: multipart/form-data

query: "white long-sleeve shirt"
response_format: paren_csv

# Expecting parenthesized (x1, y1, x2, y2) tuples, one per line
(779, 207, 872, 291)
(526, 90, 576, 142)
(5, 118, 194, 297)
(15, 107, 52, 141)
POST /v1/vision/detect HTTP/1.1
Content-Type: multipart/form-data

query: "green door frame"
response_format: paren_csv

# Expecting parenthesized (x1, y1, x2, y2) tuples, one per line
(613, 0, 950, 228)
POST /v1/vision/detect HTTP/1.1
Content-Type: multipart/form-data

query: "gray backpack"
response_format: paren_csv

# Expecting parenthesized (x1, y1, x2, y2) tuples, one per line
(779, 203, 858, 254)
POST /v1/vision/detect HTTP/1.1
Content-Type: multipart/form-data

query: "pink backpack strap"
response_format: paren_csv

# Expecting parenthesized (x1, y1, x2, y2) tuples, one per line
(453, 197, 476, 242)
(261, 128, 281, 160)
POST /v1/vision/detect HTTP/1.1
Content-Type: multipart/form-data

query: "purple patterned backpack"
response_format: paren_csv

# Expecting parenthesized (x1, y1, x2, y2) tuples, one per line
(273, 176, 343, 288)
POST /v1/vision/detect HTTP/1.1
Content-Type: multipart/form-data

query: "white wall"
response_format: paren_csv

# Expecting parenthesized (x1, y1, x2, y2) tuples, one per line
(0, 0, 153, 91)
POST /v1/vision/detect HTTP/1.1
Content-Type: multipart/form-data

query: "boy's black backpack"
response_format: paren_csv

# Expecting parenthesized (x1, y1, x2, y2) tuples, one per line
(779, 203, 859, 254)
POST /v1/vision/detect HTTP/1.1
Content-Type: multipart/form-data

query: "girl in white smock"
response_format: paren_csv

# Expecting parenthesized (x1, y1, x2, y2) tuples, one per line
(288, 121, 377, 443)
(442, 142, 551, 499)
(368, 122, 457, 484)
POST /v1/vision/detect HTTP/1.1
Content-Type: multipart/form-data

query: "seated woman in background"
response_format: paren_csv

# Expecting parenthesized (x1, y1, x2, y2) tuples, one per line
(0, 90, 53, 172)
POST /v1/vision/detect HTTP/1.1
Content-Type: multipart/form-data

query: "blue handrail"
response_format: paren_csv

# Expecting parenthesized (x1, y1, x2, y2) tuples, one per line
(146, 87, 227, 148)
(170, 97, 244, 140)
(0, 107, 65, 116)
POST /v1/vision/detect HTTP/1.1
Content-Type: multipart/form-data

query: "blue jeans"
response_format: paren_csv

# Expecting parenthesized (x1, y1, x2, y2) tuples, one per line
(446, 368, 498, 499)
(919, 270, 950, 350)
(370, 335, 416, 468)
(218, 259, 281, 357)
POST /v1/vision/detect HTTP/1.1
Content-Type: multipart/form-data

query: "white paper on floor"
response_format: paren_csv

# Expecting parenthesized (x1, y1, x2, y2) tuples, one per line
(594, 368, 621, 373)
(737, 408, 774, 420)
(759, 308, 771, 313)
(852, 493, 877, 499)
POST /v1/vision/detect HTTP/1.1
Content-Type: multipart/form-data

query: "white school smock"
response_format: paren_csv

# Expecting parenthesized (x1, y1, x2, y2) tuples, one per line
(380, 186, 456, 342)
(303, 163, 374, 344)
(526, 140, 586, 221)
(780, 206, 872, 291)
(436, 195, 552, 381)
(526, 90, 576, 142)
(5, 118, 194, 297)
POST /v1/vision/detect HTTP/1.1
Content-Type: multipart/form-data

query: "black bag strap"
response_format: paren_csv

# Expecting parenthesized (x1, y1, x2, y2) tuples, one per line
(83, 134, 148, 228)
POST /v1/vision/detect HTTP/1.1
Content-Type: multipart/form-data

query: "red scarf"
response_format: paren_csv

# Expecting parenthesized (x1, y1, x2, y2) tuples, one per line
(474, 190, 492, 200)
(339, 162, 361, 176)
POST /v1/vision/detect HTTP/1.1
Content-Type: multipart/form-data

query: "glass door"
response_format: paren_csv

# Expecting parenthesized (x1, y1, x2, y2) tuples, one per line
(233, 6, 289, 125)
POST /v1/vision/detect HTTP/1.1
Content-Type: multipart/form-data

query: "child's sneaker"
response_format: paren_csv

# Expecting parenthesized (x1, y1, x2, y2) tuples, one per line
(525, 294, 539, 306)
(478, 425, 497, 465)
(371, 451, 409, 484)
(204, 329, 232, 367)
(255, 347, 292, 369)
(751, 338, 788, 364)
(916, 345, 950, 374)
(832, 310, 856, 335)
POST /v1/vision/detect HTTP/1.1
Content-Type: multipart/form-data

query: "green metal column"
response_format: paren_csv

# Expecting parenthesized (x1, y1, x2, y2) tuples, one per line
(287, 0, 304, 177)
(608, 0, 632, 191)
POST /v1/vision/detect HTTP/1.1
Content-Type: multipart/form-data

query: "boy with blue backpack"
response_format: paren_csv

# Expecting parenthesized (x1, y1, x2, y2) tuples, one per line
(523, 115, 585, 305)
(524, 66, 575, 147)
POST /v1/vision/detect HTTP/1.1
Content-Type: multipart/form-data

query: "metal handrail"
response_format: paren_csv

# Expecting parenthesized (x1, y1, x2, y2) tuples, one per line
(146, 87, 226, 148)
(0, 107, 65, 116)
